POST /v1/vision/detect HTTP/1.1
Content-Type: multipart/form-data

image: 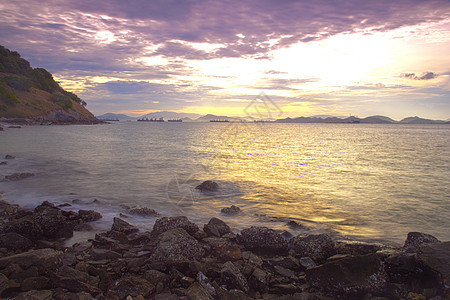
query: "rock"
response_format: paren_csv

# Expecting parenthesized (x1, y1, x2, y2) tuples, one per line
(56, 265, 100, 287)
(185, 282, 214, 300)
(404, 232, 440, 253)
(299, 257, 316, 269)
(151, 228, 205, 263)
(0, 161, 6, 165)
(20, 276, 51, 291)
(143, 269, 170, 288)
(221, 261, 249, 293)
(4, 154, 15, 159)
(289, 234, 336, 263)
(78, 210, 102, 222)
(195, 180, 219, 192)
(0, 126, 3, 131)
(0, 232, 33, 251)
(33, 201, 77, 239)
(15, 290, 53, 300)
(128, 207, 159, 217)
(336, 241, 382, 256)
(152, 216, 199, 236)
(111, 217, 139, 234)
(287, 220, 307, 230)
(250, 267, 269, 293)
(417, 241, 450, 293)
(384, 253, 419, 283)
(221, 205, 241, 215)
(237, 226, 288, 254)
(242, 251, 263, 267)
(306, 253, 388, 297)
(1, 172, 35, 182)
(203, 217, 231, 237)
(0, 248, 63, 270)
(56, 277, 101, 295)
(0, 273, 9, 294)
(8, 125, 21, 128)
(108, 276, 155, 299)
(274, 265, 296, 278)
(2, 215, 43, 241)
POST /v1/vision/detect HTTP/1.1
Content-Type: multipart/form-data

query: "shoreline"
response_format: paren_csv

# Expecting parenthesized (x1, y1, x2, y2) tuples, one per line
(0, 197, 448, 299)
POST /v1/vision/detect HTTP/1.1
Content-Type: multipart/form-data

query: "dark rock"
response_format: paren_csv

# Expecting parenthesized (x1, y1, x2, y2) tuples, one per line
(56, 277, 101, 295)
(0, 232, 33, 251)
(287, 220, 307, 230)
(221, 261, 249, 292)
(385, 253, 419, 283)
(274, 265, 296, 278)
(306, 253, 388, 297)
(336, 240, 383, 256)
(152, 216, 199, 236)
(203, 237, 242, 262)
(195, 180, 219, 192)
(289, 234, 336, 263)
(268, 256, 301, 271)
(15, 290, 53, 300)
(90, 248, 122, 260)
(1, 172, 35, 182)
(8, 125, 21, 128)
(0, 161, 7, 165)
(20, 276, 51, 291)
(185, 282, 214, 300)
(4, 154, 15, 159)
(237, 226, 288, 254)
(74, 223, 93, 231)
(78, 210, 102, 222)
(0, 273, 9, 295)
(2, 215, 43, 241)
(56, 265, 100, 288)
(111, 217, 139, 234)
(151, 228, 205, 263)
(0, 248, 63, 270)
(128, 207, 159, 217)
(203, 217, 231, 237)
(404, 232, 440, 253)
(418, 241, 450, 293)
(143, 269, 170, 288)
(33, 202, 77, 239)
(242, 251, 263, 267)
(0, 126, 3, 131)
(107, 276, 154, 299)
(221, 205, 241, 215)
(250, 267, 269, 293)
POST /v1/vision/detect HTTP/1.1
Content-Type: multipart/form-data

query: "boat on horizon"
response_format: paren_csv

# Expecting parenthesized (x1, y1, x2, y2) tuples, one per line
(137, 117, 165, 122)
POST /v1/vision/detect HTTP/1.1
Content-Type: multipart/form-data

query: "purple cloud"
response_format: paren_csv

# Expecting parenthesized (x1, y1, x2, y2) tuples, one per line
(401, 72, 438, 80)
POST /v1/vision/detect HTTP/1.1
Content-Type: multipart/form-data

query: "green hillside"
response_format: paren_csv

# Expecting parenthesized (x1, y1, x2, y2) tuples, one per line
(0, 45, 97, 122)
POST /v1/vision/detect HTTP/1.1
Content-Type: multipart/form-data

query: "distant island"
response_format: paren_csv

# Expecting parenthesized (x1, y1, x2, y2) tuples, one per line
(0, 45, 99, 124)
(98, 111, 449, 124)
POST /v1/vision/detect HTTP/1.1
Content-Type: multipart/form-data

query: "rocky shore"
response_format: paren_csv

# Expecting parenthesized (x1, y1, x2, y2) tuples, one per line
(0, 198, 448, 300)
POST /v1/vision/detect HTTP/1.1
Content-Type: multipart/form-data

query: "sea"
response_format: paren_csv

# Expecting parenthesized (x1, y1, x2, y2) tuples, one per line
(1, 122, 449, 246)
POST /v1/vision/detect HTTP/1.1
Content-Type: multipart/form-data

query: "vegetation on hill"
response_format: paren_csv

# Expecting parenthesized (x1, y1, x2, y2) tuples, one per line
(0, 45, 93, 121)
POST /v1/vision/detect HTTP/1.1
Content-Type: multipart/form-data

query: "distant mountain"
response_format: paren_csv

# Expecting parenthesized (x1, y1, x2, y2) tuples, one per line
(96, 113, 135, 121)
(400, 116, 446, 124)
(139, 111, 201, 120)
(195, 114, 242, 122)
(276, 116, 364, 123)
(361, 115, 397, 124)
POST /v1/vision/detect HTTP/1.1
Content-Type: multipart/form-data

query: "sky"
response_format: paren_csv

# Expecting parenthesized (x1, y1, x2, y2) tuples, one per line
(1, 0, 450, 120)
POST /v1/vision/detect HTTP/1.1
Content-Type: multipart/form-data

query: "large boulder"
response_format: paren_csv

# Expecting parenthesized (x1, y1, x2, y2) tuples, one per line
(151, 228, 205, 263)
(33, 201, 78, 239)
(404, 232, 440, 253)
(78, 210, 102, 222)
(221, 261, 249, 293)
(111, 217, 139, 234)
(289, 234, 336, 263)
(220, 205, 241, 215)
(0, 248, 63, 271)
(237, 226, 288, 254)
(0, 232, 33, 251)
(128, 207, 159, 217)
(195, 180, 219, 192)
(203, 217, 231, 237)
(417, 241, 450, 295)
(305, 253, 388, 297)
(2, 215, 43, 241)
(152, 216, 199, 236)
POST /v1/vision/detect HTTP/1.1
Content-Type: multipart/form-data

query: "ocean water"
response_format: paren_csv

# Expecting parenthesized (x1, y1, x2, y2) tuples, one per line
(1, 122, 449, 246)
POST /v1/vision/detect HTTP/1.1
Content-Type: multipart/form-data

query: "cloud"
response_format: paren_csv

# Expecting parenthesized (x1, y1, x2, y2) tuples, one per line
(400, 72, 439, 80)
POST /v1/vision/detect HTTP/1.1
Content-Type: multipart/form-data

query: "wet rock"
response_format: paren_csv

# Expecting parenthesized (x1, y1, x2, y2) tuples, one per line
(221, 261, 249, 293)
(151, 228, 205, 263)
(384, 253, 419, 283)
(57, 265, 100, 287)
(152, 216, 199, 236)
(0, 232, 33, 251)
(203, 237, 242, 262)
(4, 154, 15, 159)
(0, 161, 6, 165)
(336, 241, 383, 256)
(237, 226, 288, 255)
(185, 282, 214, 300)
(203, 217, 231, 237)
(15, 290, 53, 300)
(306, 253, 388, 297)
(111, 217, 139, 235)
(33, 201, 78, 239)
(195, 180, 219, 192)
(221, 205, 241, 215)
(2, 215, 43, 241)
(287, 220, 308, 230)
(128, 207, 159, 217)
(20, 276, 51, 291)
(417, 241, 450, 293)
(108, 276, 154, 299)
(299, 257, 316, 269)
(1, 172, 35, 182)
(289, 234, 336, 263)
(0, 248, 63, 270)
(404, 232, 440, 253)
(78, 210, 102, 222)
(267, 256, 301, 271)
